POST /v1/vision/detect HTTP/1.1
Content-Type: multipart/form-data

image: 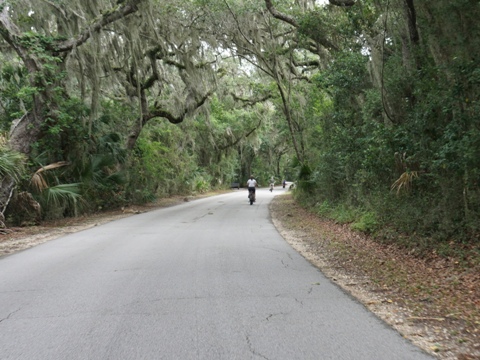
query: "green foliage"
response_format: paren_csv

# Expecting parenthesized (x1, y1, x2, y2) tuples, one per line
(0, 137, 26, 182)
(40, 183, 82, 219)
(291, 0, 480, 247)
(297, 163, 314, 193)
(23, 157, 85, 220)
(76, 152, 127, 210)
(319, 202, 357, 224)
(19, 32, 63, 75)
(34, 97, 90, 162)
(126, 120, 200, 201)
(0, 63, 31, 129)
(351, 212, 379, 234)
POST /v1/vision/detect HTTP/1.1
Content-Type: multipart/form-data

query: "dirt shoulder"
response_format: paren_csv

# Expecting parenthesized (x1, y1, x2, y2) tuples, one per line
(270, 193, 479, 360)
(0, 195, 200, 256)
(1, 191, 479, 359)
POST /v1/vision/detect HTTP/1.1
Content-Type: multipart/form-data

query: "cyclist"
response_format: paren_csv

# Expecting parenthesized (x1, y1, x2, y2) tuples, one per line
(246, 175, 257, 202)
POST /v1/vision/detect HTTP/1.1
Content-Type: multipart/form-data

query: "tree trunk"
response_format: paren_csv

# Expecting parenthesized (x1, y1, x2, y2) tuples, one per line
(0, 176, 15, 228)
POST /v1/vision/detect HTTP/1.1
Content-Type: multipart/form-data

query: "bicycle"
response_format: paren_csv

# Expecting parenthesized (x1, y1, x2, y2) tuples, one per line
(248, 188, 256, 205)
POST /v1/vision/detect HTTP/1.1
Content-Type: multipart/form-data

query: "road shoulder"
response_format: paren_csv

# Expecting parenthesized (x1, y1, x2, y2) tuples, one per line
(269, 193, 479, 360)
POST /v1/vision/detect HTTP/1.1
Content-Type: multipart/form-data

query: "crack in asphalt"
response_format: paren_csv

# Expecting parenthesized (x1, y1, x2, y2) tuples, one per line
(295, 298, 304, 306)
(265, 311, 293, 322)
(245, 333, 270, 360)
(0, 308, 21, 323)
(191, 203, 227, 222)
(0, 289, 41, 294)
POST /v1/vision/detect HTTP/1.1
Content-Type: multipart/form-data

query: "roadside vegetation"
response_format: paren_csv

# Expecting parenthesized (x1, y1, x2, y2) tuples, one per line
(271, 192, 479, 360)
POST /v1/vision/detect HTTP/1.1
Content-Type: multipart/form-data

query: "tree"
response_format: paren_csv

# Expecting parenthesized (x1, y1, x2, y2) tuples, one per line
(0, 0, 220, 214)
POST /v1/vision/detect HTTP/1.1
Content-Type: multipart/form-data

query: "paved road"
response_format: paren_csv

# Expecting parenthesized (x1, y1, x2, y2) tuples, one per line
(0, 188, 433, 359)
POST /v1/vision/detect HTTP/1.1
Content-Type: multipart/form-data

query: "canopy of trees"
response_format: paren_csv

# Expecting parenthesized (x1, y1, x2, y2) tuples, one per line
(0, 0, 478, 247)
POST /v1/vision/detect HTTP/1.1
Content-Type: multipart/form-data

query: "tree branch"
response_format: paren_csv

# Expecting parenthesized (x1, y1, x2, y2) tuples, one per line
(218, 120, 262, 151)
(264, 0, 337, 52)
(0, 1, 36, 66)
(329, 0, 356, 6)
(53, 0, 144, 52)
(230, 93, 272, 107)
(149, 89, 214, 124)
(264, 0, 298, 28)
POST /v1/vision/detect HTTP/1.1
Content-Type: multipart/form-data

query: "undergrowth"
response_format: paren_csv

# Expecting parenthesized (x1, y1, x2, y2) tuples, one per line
(294, 191, 480, 267)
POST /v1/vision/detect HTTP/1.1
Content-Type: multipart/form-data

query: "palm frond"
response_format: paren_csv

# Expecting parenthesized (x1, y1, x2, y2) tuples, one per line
(0, 139, 26, 182)
(391, 171, 418, 194)
(106, 171, 127, 185)
(43, 183, 83, 216)
(34, 161, 70, 174)
(30, 173, 49, 192)
(30, 161, 70, 192)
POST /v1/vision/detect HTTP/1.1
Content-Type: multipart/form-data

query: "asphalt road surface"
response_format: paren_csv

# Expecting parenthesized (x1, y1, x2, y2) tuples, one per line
(0, 187, 433, 360)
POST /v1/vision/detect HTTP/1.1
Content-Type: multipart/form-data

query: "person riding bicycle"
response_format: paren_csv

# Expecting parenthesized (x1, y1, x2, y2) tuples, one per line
(246, 175, 257, 200)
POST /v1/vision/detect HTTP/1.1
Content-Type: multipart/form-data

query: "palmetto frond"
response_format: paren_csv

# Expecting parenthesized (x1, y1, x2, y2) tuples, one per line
(30, 161, 70, 192)
(28, 161, 84, 218)
(44, 184, 81, 206)
(0, 135, 26, 182)
(42, 183, 83, 217)
(391, 171, 418, 194)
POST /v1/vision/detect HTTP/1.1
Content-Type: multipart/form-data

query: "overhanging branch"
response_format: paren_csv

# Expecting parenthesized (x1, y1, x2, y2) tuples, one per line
(149, 89, 214, 124)
(218, 119, 262, 151)
(264, 0, 298, 28)
(53, 0, 144, 52)
(329, 0, 356, 6)
(230, 93, 272, 107)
